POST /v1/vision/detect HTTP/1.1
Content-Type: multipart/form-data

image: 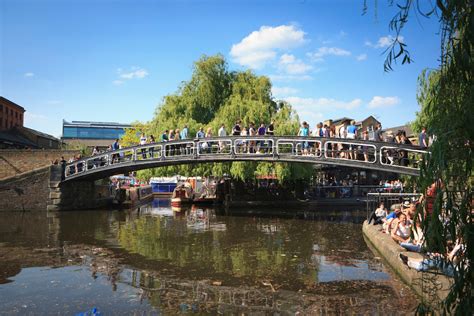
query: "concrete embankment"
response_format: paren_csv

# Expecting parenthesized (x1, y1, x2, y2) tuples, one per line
(362, 221, 452, 310)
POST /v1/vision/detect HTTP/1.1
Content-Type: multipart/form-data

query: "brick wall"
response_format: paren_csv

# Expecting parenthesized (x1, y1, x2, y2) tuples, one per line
(0, 149, 80, 179)
(0, 166, 51, 211)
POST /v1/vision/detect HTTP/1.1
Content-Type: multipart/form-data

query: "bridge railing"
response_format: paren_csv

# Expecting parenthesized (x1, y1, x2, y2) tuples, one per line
(64, 136, 429, 179)
(379, 146, 427, 171)
(233, 138, 275, 155)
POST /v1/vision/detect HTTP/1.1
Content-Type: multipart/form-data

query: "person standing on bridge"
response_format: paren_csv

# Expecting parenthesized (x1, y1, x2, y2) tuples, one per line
(218, 124, 227, 153)
(257, 122, 266, 153)
(361, 130, 370, 162)
(298, 121, 310, 156)
(161, 130, 169, 142)
(248, 123, 257, 153)
(233, 120, 242, 152)
(346, 120, 358, 160)
(111, 139, 120, 164)
(205, 127, 213, 153)
(312, 122, 324, 156)
(374, 123, 383, 142)
(148, 135, 156, 158)
(196, 127, 205, 139)
(419, 127, 428, 149)
(196, 127, 205, 153)
(266, 120, 274, 136)
(140, 133, 147, 159)
(168, 129, 175, 156)
(180, 125, 189, 155)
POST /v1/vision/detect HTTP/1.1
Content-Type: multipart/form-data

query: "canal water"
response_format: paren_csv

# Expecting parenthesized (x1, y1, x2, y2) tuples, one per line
(0, 199, 418, 314)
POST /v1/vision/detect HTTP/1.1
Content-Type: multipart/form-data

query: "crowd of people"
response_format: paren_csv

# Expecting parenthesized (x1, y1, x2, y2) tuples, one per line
(110, 119, 427, 160)
(367, 181, 465, 277)
(61, 119, 429, 176)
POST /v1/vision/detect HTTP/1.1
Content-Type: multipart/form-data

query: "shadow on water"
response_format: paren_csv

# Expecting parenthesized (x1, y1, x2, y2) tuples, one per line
(0, 199, 419, 314)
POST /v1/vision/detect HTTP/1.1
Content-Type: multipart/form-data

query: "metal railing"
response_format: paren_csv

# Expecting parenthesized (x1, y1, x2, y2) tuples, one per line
(64, 136, 429, 180)
(365, 192, 422, 220)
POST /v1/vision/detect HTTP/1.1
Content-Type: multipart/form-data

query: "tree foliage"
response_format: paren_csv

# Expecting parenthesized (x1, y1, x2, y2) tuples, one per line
(374, 1, 473, 313)
(128, 54, 312, 182)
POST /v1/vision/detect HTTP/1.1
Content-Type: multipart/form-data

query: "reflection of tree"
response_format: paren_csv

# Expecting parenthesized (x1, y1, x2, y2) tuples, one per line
(116, 213, 321, 290)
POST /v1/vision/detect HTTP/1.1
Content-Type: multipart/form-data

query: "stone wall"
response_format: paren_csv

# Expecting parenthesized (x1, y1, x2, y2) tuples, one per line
(0, 149, 80, 179)
(0, 166, 51, 211)
(47, 165, 111, 211)
(0, 165, 112, 212)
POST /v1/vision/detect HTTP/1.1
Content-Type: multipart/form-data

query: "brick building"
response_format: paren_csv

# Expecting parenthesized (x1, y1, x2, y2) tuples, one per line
(0, 97, 25, 130)
(0, 96, 61, 149)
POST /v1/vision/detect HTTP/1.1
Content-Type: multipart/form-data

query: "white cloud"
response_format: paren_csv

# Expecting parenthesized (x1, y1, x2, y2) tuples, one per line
(284, 96, 362, 110)
(230, 25, 306, 69)
(295, 110, 325, 124)
(272, 86, 299, 97)
(24, 72, 34, 77)
(366, 35, 404, 49)
(368, 96, 400, 108)
(114, 67, 148, 85)
(356, 53, 367, 61)
(269, 74, 313, 82)
(278, 53, 312, 75)
(307, 46, 351, 62)
(119, 67, 148, 79)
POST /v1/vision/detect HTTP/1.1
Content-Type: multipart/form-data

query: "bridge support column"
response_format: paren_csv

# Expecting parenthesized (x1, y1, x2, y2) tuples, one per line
(47, 166, 111, 211)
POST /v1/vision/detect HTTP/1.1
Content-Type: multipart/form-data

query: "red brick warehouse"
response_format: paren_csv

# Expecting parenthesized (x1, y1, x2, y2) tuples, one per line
(0, 97, 25, 130)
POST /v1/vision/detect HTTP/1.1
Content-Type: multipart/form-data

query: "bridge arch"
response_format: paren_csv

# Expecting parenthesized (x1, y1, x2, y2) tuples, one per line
(63, 136, 428, 181)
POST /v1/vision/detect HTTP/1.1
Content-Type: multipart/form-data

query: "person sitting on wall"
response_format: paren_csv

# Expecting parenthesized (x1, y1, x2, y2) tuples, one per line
(400, 220, 424, 253)
(368, 202, 387, 225)
(383, 208, 402, 234)
(391, 212, 411, 244)
(400, 237, 465, 277)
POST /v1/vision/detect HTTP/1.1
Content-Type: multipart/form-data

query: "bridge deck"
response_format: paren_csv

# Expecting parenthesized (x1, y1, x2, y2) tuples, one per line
(63, 136, 428, 181)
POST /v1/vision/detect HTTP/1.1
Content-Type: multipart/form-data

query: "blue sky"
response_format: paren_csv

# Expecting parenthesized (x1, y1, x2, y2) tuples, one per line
(1, 0, 441, 137)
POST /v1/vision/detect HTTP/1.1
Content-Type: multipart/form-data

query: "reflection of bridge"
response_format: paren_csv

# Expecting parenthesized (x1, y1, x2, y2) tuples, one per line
(64, 136, 428, 181)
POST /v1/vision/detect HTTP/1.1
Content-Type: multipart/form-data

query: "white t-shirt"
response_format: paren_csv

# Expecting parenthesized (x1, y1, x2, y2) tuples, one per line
(140, 136, 147, 145)
(375, 207, 387, 217)
(218, 127, 226, 137)
(339, 126, 346, 138)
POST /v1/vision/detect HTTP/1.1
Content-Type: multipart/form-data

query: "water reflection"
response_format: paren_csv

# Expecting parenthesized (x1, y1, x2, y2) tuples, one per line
(0, 201, 419, 314)
(118, 201, 387, 290)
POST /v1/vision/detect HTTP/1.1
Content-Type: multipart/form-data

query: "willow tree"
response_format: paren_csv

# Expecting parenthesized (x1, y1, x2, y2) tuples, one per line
(130, 54, 313, 183)
(370, 1, 473, 314)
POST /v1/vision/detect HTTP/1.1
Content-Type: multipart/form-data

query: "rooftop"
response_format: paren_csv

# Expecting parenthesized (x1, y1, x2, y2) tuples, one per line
(382, 124, 415, 136)
(0, 96, 26, 112)
(63, 120, 131, 128)
(22, 126, 59, 141)
(0, 130, 38, 148)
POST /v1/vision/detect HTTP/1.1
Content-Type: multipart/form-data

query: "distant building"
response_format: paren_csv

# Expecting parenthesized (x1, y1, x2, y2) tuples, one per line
(62, 120, 131, 148)
(0, 97, 25, 130)
(0, 96, 61, 149)
(355, 116, 381, 140)
(382, 124, 417, 144)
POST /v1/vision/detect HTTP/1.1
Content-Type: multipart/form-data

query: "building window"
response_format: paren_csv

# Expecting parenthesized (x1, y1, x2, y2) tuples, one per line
(63, 126, 126, 139)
